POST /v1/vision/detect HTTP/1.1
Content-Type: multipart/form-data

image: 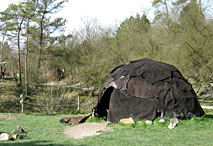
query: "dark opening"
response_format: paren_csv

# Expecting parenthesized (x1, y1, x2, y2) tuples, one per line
(95, 87, 114, 118)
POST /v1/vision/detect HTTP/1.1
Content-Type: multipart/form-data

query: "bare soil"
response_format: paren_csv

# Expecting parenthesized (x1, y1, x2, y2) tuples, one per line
(201, 105, 213, 109)
(0, 114, 17, 120)
(64, 122, 111, 139)
(0, 114, 17, 124)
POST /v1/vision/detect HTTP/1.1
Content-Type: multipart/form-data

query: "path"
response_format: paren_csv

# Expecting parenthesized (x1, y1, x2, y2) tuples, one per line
(201, 105, 213, 109)
(64, 122, 110, 139)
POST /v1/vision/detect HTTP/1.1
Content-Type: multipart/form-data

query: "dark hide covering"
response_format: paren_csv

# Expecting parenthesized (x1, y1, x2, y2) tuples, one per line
(93, 58, 205, 123)
(60, 113, 91, 125)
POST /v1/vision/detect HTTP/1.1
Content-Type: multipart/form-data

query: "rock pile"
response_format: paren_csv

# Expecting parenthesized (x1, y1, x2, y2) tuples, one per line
(0, 126, 27, 141)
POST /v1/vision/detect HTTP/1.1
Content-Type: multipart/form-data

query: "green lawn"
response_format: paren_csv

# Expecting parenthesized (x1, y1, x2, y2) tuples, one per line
(0, 109, 213, 146)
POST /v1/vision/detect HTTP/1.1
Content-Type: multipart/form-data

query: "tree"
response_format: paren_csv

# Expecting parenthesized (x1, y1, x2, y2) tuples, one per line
(0, 0, 68, 85)
(115, 14, 152, 62)
(0, 13, 8, 67)
(21, 0, 38, 94)
(153, 0, 170, 18)
(178, 0, 211, 84)
(0, 42, 16, 76)
(35, 0, 68, 69)
(173, 0, 202, 10)
(152, 0, 173, 26)
(0, 8, 18, 79)
(1, 3, 27, 85)
(0, 1, 40, 87)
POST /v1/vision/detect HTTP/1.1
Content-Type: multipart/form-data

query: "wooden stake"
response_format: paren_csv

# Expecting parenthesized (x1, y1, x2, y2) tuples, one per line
(20, 94, 24, 113)
(77, 96, 80, 111)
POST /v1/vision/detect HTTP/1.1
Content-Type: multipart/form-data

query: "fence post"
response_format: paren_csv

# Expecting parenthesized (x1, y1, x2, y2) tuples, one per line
(77, 95, 80, 111)
(20, 93, 24, 113)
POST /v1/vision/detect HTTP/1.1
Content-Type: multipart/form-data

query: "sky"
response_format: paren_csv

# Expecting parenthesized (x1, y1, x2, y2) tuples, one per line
(0, 0, 154, 32)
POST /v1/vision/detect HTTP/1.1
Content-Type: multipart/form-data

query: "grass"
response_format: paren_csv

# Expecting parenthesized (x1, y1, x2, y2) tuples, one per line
(199, 99, 213, 105)
(0, 109, 213, 146)
(85, 116, 106, 123)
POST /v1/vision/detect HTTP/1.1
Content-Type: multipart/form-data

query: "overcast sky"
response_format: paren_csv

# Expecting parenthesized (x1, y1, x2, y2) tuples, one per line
(0, 0, 154, 32)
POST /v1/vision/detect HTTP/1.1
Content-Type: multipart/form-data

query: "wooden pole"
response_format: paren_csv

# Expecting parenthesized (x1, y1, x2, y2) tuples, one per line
(20, 94, 24, 113)
(77, 96, 80, 111)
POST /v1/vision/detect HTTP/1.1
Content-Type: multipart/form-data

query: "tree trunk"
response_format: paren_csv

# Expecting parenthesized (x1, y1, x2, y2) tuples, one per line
(17, 27, 22, 86)
(0, 29, 6, 76)
(164, 0, 169, 19)
(0, 32, 6, 61)
(38, 21, 43, 69)
(25, 20, 29, 95)
(198, 0, 201, 12)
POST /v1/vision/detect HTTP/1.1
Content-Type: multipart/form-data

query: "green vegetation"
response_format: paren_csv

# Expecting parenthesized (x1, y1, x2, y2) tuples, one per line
(85, 116, 105, 123)
(0, 109, 213, 146)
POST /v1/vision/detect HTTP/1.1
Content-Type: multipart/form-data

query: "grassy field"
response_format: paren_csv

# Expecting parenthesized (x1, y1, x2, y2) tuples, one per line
(0, 109, 213, 146)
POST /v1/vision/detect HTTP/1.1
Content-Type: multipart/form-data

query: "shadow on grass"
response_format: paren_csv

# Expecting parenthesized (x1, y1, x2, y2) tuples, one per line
(0, 140, 84, 146)
(0, 140, 50, 146)
(204, 114, 213, 119)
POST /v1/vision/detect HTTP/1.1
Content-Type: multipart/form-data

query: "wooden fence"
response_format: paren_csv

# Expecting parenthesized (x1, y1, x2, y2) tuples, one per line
(0, 82, 98, 113)
(19, 94, 83, 114)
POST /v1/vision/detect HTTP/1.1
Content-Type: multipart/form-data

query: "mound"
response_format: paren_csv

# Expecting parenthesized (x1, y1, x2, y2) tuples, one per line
(93, 58, 205, 123)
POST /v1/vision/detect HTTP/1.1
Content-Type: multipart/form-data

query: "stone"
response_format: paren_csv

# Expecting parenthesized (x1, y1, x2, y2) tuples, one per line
(145, 120, 152, 125)
(120, 117, 135, 124)
(0, 133, 10, 141)
(168, 117, 179, 129)
(159, 119, 165, 123)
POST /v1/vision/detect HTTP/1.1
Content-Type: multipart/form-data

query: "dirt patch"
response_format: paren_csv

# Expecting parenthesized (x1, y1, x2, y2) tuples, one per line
(201, 105, 213, 109)
(64, 122, 111, 139)
(0, 114, 17, 120)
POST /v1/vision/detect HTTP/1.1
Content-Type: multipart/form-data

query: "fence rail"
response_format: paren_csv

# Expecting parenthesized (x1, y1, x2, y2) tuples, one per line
(23, 102, 76, 107)
(25, 96, 73, 101)
(20, 94, 83, 113)
(0, 82, 97, 113)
